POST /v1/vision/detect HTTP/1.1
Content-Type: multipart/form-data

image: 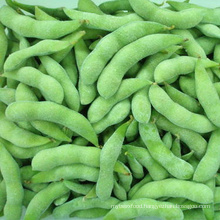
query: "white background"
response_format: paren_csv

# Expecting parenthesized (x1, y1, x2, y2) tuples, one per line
(0, 0, 219, 220)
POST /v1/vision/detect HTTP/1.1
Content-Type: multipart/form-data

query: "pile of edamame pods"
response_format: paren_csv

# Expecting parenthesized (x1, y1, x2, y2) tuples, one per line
(0, 0, 220, 219)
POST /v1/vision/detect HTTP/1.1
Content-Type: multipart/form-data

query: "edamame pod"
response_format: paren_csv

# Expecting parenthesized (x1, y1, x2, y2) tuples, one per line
(3, 67, 64, 104)
(0, 103, 50, 148)
(31, 164, 99, 183)
(92, 99, 130, 134)
(139, 122, 194, 179)
(123, 145, 169, 180)
(167, 1, 220, 26)
(40, 56, 80, 111)
(152, 111, 207, 159)
(0, 142, 24, 220)
(195, 59, 220, 127)
(64, 8, 143, 31)
(5, 101, 98, 146)
(0, 88, 15, 105)
(53, 197, 120, 219)
(24, 182, 69, 220)
(0, 23, 8, 73)
(88, 78, 151, 123)
(129, 0, 203, 29)
(81, 21, 169, 85)
(4, 40, 71, 72)
(0, 6, 82, 39)
(154, 56, 218, 84)
(193, 129, 220, 182)
(97, 34, 184, 98)
(149, 84, 216, 133)
(132, 178, 213, 204)
(96, 120, 131, 200)
(32, 145, 101, 171)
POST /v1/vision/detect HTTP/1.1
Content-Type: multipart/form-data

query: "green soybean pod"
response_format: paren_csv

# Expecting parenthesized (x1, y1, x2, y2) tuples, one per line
(0, 103, 50, 148)
(4, 39, 71, 72)
(179, 75, 197, 98)
(32, 144, 101, 171)
(125, 119, 138, 142)
(193, 129, 220, 182)
(64, 180, 94, 195)
(61, 50, 78, 86)
(72, 137, 89, 146)
(75, 39, 97, 105)
(7, 0, 68, 19)
(139, 122, 194, 179)
(212, 45, 220, 79)
(117, 163, 132, 192)
(197, 24, 220, 39)
(195, 59, 220, 128)
(64, 8, 143, 31)
(24, 181, 69, 220)
(80, 21, 169, 85)
(103, 198, 184, 220)
(166, 0, 220, 26)
(78, 0, 104, 14)
(132, 45, 180, 123)
(196, 36, 220, 55)
(92, 99, 130, 134)
(129, 0, 203, 29)
(5, 101, 98, 146)
(165, 83, 201, 113)
(0, 137, 61, 159)
(0, 6, 82, 39)
(154, 56, 217, 84)
(171, 137, 181, 158)
(149, 84, 215, 133)
(0, 88, 15, 105)
(0, 181, 6, 213)
(54, 192, 70, 206)
(23, 190, 36, 208)
(96, 119, 131, 200)
(0, 142, 24, 220)
(97, 34, 184, 99)
(3, 67, 64, 104)
(0, 23, 8, 73)
(40, 56, 80, 111)
(88, 78, 151, 123)
(203, 178, 215, 220)
(99, 0, 133, 14)
(132, 178, 213, 204)
(181, 150, 194, 161)
(171, 29, 206, 58)
(51, 30, 86, 64)
(15, 83, 72, 142)
(128, 174, 152, 199)
(31, 164, 99, 183)
(70, 208, 109, 219)
(152, 111, 207, 159)
(126, 152, 144, 179)
(113, 179, 127, 201)
(20, 166, 48, 193)
(123, 145, 169, 180)
(162, 132, 173, 149)
(53, 197, 120, 219)
(35, 6, 57, 21)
